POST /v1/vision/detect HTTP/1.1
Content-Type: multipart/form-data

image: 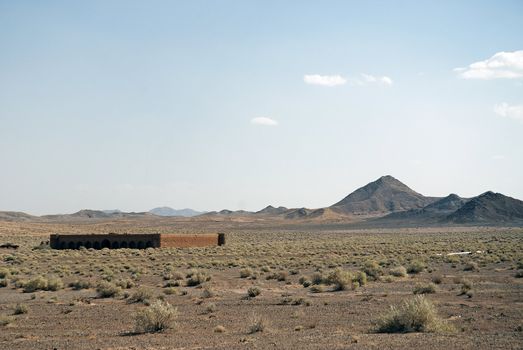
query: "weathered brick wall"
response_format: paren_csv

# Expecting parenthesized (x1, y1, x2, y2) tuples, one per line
(159, 234, 221, 248)
(49, 233, 224, 249)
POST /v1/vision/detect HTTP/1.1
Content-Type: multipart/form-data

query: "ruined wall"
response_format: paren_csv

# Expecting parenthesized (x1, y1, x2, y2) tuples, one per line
(159, 233, 224, 248)
(50, 233, 225, 249)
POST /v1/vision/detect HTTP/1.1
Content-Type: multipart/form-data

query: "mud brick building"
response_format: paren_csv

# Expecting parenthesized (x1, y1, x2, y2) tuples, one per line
(49, 233, 225, 249)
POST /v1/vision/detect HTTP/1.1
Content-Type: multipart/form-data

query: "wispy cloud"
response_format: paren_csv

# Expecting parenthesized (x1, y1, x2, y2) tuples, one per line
(494, 102, 523, 122)
(303, 74, 347, 87)
(251, 117, 278, 126)
(455, 50, 523, 79)
(359, 73, 393, 86)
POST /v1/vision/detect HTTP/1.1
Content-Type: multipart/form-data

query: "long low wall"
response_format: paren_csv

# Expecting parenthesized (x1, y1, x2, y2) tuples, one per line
(50, 233, 225, 249)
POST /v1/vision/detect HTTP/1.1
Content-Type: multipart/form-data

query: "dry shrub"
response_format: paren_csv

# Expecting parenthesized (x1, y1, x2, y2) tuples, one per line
(187, 271, 211, 286)
(375, 295, 453, 333)
(14, 303, 28, 315)
(249, 314, 269, 334)
(134, 300, 178, 333)
(327, 268, 355, 291)
(362, 261, 383, 280)
(214, 325, 226, 333)
(413, 283, 437, 294)
(128, 286, 155, 304)
(0, 279, 8, 288)
(22, 276, 63, 293)
(0, 315, 14, 326)
(240, 268, 253, 278)
(463, 261, 479, 272)
(247, 286, 261, 298)
(69, 280, 91, 290)
(96, 281, 121, 298)
(407, 260, 426, 274)
(390, 266, 407, 277)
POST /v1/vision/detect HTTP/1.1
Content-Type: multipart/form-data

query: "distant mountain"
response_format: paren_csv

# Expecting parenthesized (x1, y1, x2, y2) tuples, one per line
(379, 194, 468, 222)
(447, 191, 523, 223)
(256, 205, 288, 215)
(284, 208, 312, 219)
(0, 211, 36, 222)
(102, 209, 122, 214)
(330, 175, 438, 215)
(149, 207, 204, 217)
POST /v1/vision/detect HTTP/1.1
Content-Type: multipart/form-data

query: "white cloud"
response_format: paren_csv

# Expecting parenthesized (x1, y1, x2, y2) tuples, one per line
(360, 73, 393, 86)
(455, 50, 523, 79)
(251, 117, 278, 126)
(494, 102, 523, 122)
(303, 74, 347, 87)
(491, 155, 506, 161)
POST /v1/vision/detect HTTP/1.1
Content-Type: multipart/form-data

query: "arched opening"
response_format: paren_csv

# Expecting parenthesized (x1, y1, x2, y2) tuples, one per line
(68, 242, 76, 249)
(137, 241, 145, 249)
(120, 241, 128, 248)
(145, 241, 153, 248)
(129, 241, 136, 249)
(59, 242, 66, 250)
(111, 241, 119, 249)
(85, 241, 92, 249)
(76, 242, 83, 249)
(93, 241, 101, 250)
(101, 239, 110, 249)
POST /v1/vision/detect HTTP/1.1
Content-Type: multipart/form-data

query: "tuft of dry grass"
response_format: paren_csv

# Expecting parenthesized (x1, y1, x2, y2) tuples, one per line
(375, 295, 453, 333)
(134, 300, 178, 334)
(249, 314, 269, 334)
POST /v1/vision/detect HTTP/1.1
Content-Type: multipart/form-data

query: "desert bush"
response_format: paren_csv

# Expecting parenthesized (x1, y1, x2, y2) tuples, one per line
(431, 275, 443, 284)
(22, 276, 47, 292)
(0, 279, 8, 288)
(389, 266, 407, 277)
(205, 303, 217, 313)
(298, 276, 311, 287)
(247, 286, 261, 298)
(0, 315, 14, 326)
(187, 271, 211, 286)
(407, 260, 426, 274)
(458, 278, 473, 297)
(375, 295, 452, 333)
(115, 278, 135, 289)
(309, 285, 325, 293)
(240, 268, 253, 278)
(134, 300, 178, 334)
(327, 268, 355, 291)
(69, 280, 91, 290)
(201, 286, 215, 298)
(413, 283, 437, 294)
(0, 268, 10, 278)
(515, 270, 523, 278)
(46, 276, 64, 291)
(96, 281, 121, 298)
(128, 286, 155, 304)
(214, 325, 226, 333)
(362, 261, 383, 280)
(14, 303, 28, 315)
(249, 314, 269, 334)
(463, 261, 479, 272)
(310, 272, 325, 285)
(355, 271, 367, 286)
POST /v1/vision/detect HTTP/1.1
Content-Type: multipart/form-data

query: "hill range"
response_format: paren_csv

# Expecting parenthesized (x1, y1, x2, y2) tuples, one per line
(1, 175, 522, 226)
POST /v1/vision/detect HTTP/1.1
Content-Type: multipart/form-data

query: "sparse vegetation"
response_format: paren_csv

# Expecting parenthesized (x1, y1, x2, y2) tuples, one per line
(375, 295, 453, 333)
(96, 281, 121, 298)
(14, 303, 28, 315)
(413, 283, 437, 294)
(249, 314, 269, 334)
(134, 300, 178, 333)
(247, 286, 261, 298)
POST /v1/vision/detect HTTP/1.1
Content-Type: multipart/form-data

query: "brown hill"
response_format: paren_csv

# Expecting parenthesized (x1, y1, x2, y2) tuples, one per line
(446, 191, 523, 223)
(0, 211, 36, 222)
(330, 175, 438, 215)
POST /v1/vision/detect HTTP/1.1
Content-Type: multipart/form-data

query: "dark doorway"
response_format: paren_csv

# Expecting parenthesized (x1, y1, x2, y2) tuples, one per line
(85, 241, 92, 249)
(111, 241, 119, 249)
(120, 241, 128, 248)
(137, 241, 145, 249)
(129, 241, 136, 249)
(94, 241, 101, 249)
(101, 239, 110, 249)
(68, 242, 75, 249)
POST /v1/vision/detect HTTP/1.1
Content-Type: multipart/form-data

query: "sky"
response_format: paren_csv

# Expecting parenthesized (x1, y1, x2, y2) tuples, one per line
(1, 0, 522, 215)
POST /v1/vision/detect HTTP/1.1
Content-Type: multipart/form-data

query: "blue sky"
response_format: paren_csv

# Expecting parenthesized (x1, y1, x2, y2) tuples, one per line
(1, 0, 522, 215)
